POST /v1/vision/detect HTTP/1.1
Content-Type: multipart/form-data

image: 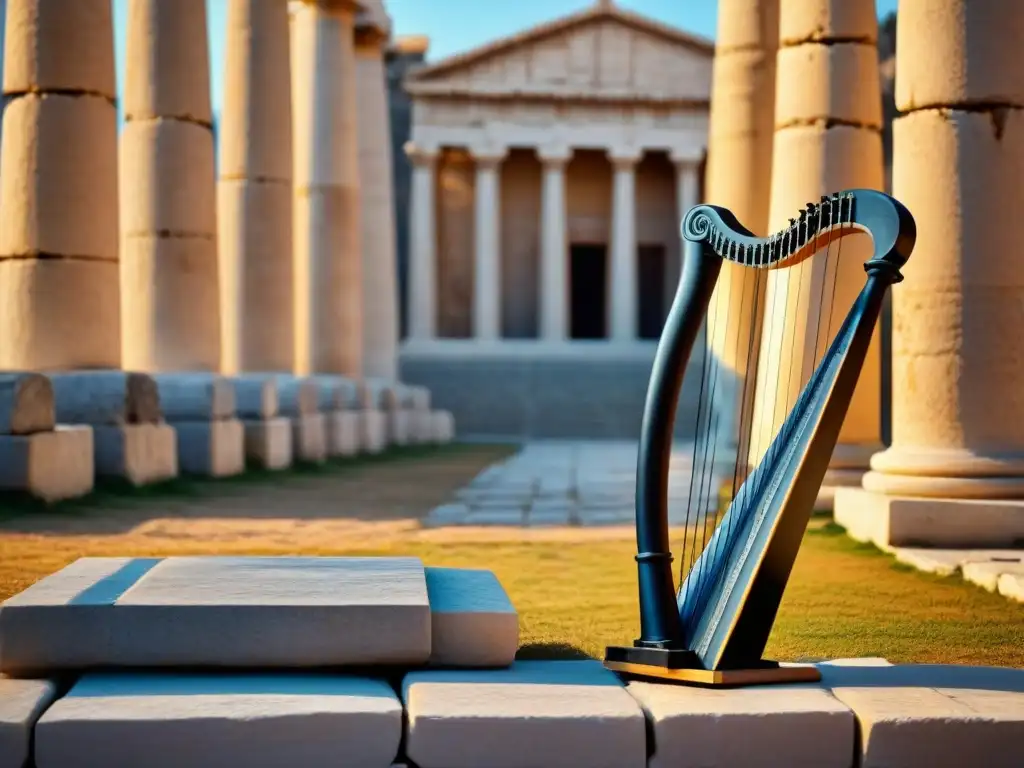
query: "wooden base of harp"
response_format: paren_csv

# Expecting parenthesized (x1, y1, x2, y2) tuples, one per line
(603, 646, 821, 688)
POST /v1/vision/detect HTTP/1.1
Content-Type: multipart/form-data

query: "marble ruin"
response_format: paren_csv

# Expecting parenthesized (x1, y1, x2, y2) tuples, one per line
(0, 0, 455, 501)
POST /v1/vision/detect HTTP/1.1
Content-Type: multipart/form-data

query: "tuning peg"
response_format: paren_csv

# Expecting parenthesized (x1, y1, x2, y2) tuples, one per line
(789, 217, 797, 226)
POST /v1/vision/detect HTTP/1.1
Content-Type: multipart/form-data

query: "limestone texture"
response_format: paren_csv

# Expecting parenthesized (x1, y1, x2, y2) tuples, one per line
(425, 567, 518, 668)
(0, 373, 54, 435)
(49, 370, 161, 426)
(92, 423, 178, 485)
(243, 417, 293, 470)
(172, 419, 245, 477)
(403, 660, 647, 768)
(0, 556, 432, 675)
(35, 673, 403, 768)
(0, 676, 57, 768)
(0, 425, 94, 502)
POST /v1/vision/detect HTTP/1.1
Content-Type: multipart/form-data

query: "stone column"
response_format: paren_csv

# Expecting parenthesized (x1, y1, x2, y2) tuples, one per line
(291, 0, 363, 376)
(355, 8, 399, 381)
(673, 153, 701, 235)
(749, 0, 884, 502)
(405, 142, 438, 341)
(836, 0, 1024, 548)
(472, 148, 505, 341)
(538, 146, 571, 342)
(609, 149, 640, 342)
(121, 0, 220, 372)
(702, 0, 779, 463)
(219, 0, 293, 375)
(0, 0, 120, 370)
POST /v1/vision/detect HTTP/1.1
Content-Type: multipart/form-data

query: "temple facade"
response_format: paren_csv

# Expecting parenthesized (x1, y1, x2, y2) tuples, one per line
(399, 1, 713, 438)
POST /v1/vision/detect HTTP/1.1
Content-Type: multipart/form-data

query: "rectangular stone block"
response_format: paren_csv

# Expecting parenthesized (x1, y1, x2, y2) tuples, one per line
(0, 556, 432, 675)
(327, 410, 361, 457)
(93, 423, 177, 485)
(0, 676, 58, 768)
(431, 410, 455, 443)
(835, 487, 1024, 548)
(820, 662, 1024, 768)
(360, 409, 387, 454)
(0, 425, 94, 502)
(151, 372, 236, 421)
(313, 374, 360, 412)
(425, 567, 518, 668)
(388, 409, 411, 446)
(224, 375, 279, 420)
(627, 680, 854, 768)
(411, 409, 433, 444)
(0, 372, 54, 435)
(264, 374, 318, 417)
(243, 417, 292, 470)
(35, 673, 402, 768)
(293, 413, 327, 463)
(171, 419, 245, 477)
(403, 660, 647, 768)
(49, 370, 161, 425)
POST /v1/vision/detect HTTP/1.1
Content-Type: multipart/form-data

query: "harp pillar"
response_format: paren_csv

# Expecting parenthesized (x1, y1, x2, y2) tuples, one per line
(405, 143, 439, 342)
(835, 0, 1024, 549)
(538, 146, 572, 342)
(609, 149, 641, 342)
(471, 147, 506, 341)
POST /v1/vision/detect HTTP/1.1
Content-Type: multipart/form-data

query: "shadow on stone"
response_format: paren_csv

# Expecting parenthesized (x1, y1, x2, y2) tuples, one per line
(515, 642, 594, 661)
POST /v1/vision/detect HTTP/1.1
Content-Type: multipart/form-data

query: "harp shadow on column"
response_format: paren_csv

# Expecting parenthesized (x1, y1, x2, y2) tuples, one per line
(604, 189, 916, 687)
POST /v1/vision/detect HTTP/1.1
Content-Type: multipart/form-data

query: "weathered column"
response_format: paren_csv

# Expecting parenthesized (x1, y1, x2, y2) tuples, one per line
(471, 147, 505, 341)
(0, 0, 120, 370)
(219, 0, 294, 374)
(702, 0, 779, 460)
(538, 146, 571, 342)
(121, 0, 220, 372)
(836, 0, 1024, 549)
(749, 0, 884, 503)
(609, 149, 640, 342)
(355, 6, 399, 380)
(291, 0, 363, 376)
(405, 143, 438, 341)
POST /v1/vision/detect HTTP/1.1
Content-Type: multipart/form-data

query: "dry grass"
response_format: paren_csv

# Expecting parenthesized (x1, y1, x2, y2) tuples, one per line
(1, 445, 1022, 667)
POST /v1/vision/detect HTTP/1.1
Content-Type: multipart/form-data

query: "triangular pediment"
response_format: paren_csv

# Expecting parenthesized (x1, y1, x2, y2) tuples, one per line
(405, 3, 714, 103)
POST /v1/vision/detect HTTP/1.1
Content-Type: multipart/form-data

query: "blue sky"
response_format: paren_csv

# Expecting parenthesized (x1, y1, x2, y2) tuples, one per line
(112, 0, 899, 120)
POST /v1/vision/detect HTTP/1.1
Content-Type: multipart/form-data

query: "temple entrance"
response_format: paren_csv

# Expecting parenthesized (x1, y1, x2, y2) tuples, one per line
(570, 243, 608, 339)
(637, 244, 667, 340)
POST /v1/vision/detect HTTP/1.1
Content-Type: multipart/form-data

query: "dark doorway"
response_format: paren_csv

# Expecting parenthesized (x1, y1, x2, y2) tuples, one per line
(570, 244, 607, 339)
(638, 244, 667, 340)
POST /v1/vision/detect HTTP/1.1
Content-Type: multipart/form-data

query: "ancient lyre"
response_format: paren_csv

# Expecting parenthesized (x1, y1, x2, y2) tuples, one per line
(604, 189, 916, 686)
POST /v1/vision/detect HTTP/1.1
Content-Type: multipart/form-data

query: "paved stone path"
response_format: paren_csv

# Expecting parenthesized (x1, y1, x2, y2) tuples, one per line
(426, 441, 724, 528)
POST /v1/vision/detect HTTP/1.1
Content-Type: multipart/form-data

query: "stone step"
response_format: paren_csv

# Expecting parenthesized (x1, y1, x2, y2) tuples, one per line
(35, 673, 403, 768)
(0, 676, 57, 768)
(0, 558, 519, 677)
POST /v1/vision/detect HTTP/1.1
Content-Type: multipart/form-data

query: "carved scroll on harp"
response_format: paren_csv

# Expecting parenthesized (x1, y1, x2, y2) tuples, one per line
(604, 189, 916, 687)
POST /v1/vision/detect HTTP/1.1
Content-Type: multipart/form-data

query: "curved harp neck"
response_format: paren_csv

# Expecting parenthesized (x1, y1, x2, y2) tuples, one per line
(682, 189, 916, 275)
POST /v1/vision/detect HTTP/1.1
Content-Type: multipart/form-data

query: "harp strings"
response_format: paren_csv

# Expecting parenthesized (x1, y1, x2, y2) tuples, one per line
(678, 196, 848, 623)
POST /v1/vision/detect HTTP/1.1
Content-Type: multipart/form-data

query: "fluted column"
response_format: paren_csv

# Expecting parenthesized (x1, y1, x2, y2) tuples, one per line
(750, 0, 884, 492)
(219, 0, 293, 374)
(355, 10, 399, 380)
(835, 0, 1024, 548)
(291, 0, 363, 376)
(0, 0, 119, 370)
(121, 0, 220, 372)
(538, 146, 571, 342)
(472, 148, 505, 341)
(405, 143, 438, 341)
(609, 149, 640, 342)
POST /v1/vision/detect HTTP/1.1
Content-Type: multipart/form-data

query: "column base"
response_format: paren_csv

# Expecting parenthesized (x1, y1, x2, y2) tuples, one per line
(834, 486, 1024, 549)
(94, 423, 178, 486)
(292, 413, 327, 464)
(326, 410, 361, 457)
(172, 419, 245, 478)
(359, 409, 387, 454)
(0, 425, 94, 502)
(243, 418, 293, 471)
